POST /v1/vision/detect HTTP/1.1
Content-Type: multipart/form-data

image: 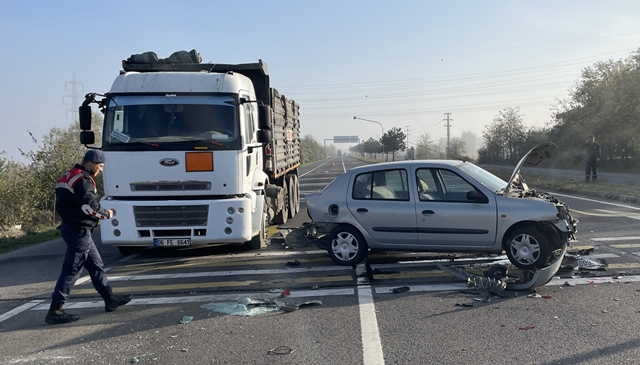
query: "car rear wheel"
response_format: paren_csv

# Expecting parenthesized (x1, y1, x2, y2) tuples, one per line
(505, 226, 551, 270)
(327, 225, 368, 266)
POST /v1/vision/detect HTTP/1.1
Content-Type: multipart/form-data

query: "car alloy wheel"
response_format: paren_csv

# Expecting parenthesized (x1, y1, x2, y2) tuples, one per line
(327, 225, 368, 266)
(505, 226, 550, 270)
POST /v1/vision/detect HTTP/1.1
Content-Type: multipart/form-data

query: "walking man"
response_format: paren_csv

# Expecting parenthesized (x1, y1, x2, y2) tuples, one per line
(45, 149, 132, 325)
(583, 135, 601, 182)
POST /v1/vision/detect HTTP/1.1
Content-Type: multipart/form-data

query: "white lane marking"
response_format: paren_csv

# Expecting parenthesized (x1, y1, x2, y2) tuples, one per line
(300, 158, 337, 177)
(358, 286, 385, 365)
(0, 300, 44, 323)
(595, 209, 640, 220)
(217, 249, 326, 259)
(591, 236, 640, 242)
(376, 284, 467, 294)
(548, 275, 640, 286)
(588, 253, 620, 259)
(31, 288, 354, 310)
(551, 193, 640, 211)
(107, 266, 351, 282)
(341, 156, 346, 173)
(76, 267, 111, 285)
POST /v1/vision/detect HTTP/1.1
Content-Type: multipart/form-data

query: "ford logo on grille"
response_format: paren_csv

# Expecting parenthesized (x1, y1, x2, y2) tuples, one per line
(159, 158, 180, 167)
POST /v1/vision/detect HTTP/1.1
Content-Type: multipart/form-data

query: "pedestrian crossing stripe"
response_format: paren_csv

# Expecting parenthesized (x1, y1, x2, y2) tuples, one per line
(608, 263, 640, 269)
(610, 243, 640, 248)
(113, 256, 332, 273)
(592, 237, 640, 242)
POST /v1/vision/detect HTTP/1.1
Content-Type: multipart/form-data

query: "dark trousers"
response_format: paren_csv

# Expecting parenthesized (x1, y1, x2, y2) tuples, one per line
(585, 158, 598, 181)
(51, 227, 111, 305)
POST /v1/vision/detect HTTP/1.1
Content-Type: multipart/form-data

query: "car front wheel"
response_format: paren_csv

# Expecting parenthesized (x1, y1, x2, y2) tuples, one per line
(327, 225, 368, 266)
(505, 226, 551, 270)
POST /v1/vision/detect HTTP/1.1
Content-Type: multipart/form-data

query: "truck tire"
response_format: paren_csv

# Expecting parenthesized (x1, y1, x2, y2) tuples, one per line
(293, 174, 300, 215)
(273, 179, 289, 224)
(246, 196, 269, 250)
(288, 175, 296, 219)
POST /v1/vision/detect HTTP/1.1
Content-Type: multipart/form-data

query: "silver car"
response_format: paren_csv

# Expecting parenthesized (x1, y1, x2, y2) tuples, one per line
(306, 143, 577, 270)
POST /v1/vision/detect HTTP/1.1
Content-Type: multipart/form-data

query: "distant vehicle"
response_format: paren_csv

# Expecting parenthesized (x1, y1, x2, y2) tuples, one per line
(305, 143, 577, 270)
(78, 50, 301, 254)
(337, 150, 342, 155)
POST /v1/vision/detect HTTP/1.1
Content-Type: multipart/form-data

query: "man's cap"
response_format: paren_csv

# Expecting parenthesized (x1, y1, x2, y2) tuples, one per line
(84, 149, 106, 163)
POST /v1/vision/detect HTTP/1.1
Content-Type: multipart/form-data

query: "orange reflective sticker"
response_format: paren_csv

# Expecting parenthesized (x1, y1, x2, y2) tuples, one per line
(185, 152, 213, 172)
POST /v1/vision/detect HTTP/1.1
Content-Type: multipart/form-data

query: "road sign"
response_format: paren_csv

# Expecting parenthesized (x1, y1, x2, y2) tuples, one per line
(334, 136, 359, 143)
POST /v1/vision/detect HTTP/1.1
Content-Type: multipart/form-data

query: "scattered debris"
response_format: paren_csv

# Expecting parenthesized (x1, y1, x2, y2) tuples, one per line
(311, 285, 319, 290)
(483, 264, 508, 280)
(180, 348, 188, 352)
(267, 346, 294, 355)
(180, 316, 194, 324)
(563, 254, 608, 271)
(280, 290, 291, 297)
(392, 286, 410, 294)
(130, 354, 151, 363)
(519, 326, 535, 330)
(274, 299, 323, 313)
(455, 303, 474, 307)
(563, 281, 576, 287)
(528, 293, 542, 298)
(269, 288, 284, 293)
(201, 298, 280, 317)
(542, 295, 552, 299)
(286, 259, 301, 267)
(467, 276, 506, 295)
(614, 298, 620, 301)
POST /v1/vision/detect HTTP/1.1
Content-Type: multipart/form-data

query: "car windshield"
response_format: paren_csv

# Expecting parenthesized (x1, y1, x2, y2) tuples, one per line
(455, 162, 507, 193)
(103, 95, 237, 146)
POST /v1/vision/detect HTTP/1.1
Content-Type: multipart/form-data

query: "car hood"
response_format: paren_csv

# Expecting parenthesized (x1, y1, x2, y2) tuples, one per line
(504, 142, 558, 195)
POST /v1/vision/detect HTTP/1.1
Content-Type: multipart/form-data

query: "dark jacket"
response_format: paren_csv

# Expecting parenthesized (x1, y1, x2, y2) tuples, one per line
(583, 141, 601, 160)
(55, 164, 109, 230)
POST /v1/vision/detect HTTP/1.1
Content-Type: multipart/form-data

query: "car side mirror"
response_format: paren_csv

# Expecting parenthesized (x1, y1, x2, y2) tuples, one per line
(467, 190, 488, 203)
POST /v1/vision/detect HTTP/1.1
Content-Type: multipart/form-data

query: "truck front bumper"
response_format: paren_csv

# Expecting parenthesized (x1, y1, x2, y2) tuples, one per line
(100, 197, 253, 247)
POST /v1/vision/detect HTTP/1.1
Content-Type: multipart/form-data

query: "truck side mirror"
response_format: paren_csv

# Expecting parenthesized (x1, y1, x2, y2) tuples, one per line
(257, 129, 272, 144)
(258, 105, 272, 130)
(80, 131, 95, 145)
(79, 105, 92, 130)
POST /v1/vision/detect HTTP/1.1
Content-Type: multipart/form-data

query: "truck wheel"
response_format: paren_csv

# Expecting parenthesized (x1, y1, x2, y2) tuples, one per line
(117, 246, 145, 255)
(288, 176, 296, 219)
(246, 196, 269, 250)
(293, 175, 300, 215)
(273, 179, 289, 224)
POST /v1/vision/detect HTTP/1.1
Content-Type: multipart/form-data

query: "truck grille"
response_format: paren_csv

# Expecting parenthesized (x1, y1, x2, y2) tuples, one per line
(130, 181, 211, 191)
(133, 205, 209, 227)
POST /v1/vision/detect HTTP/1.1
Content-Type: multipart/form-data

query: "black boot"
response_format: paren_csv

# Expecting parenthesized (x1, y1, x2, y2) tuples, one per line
(44, 302, 79, 325)
(101, 288, 132, 312)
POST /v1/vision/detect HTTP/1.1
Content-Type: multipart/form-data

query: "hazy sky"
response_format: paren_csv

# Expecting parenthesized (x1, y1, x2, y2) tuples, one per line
(1, 1, 639, 161)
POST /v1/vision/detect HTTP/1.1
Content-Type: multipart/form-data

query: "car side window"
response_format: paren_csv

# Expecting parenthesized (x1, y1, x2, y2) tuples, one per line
(416, 168, 443, 201)
(439, 169, 479, 202)
(352, 169, 409, 201)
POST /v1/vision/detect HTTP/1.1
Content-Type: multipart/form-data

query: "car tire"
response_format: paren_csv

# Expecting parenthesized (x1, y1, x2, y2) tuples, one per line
(504, 226, 551, 270)
(327, 225, 368, 266)
(287, 175, 296, 219)
(117, 246, 145, 255)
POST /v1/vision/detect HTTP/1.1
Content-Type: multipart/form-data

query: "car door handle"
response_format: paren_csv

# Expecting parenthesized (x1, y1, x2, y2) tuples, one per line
(421, 210, 435, 215)
(356, 208, 368, 213)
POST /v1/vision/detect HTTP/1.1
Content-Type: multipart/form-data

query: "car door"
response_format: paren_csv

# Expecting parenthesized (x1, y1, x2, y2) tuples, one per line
(414, 167, 497, 248)
(347, 168, 418, 247)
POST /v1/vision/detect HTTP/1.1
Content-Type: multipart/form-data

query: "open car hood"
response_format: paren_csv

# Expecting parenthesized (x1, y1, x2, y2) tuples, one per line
(504, 142, 558, 195)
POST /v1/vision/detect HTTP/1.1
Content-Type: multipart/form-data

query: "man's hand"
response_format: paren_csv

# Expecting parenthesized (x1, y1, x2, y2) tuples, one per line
(107, 209, 115, 219)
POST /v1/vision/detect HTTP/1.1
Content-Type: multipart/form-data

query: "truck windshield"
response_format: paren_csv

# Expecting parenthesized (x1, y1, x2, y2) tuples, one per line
(102, 95, 239, 150)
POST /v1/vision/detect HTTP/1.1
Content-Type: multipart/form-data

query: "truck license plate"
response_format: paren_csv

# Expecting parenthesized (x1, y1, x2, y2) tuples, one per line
(154, 238, 191, 247)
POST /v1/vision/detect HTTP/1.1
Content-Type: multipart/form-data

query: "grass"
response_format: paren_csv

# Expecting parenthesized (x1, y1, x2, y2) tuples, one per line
(0, 227, 61, 255)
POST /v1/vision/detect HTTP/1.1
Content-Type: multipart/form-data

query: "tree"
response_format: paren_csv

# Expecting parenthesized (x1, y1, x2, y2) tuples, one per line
(300, 134, 324, 164)
(361, 138, 382, 159)
(379, 127, 406, 161)
(415, 133, 443, 159)
(479, 107, 527, 164)
(445, 138, 468, 160)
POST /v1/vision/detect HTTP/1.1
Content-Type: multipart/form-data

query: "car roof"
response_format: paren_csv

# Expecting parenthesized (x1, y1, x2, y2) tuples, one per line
(348, 159, 465, 173)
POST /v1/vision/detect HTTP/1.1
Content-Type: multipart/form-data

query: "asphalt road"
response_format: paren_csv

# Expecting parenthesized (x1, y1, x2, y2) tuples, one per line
(2, 155, 640, 365)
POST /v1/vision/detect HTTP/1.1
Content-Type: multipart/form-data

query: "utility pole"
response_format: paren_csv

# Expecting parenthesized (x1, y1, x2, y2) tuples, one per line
(404, 125, 411, 151)
(443, 112, 452, 152)
(63, 74, 84, 122)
